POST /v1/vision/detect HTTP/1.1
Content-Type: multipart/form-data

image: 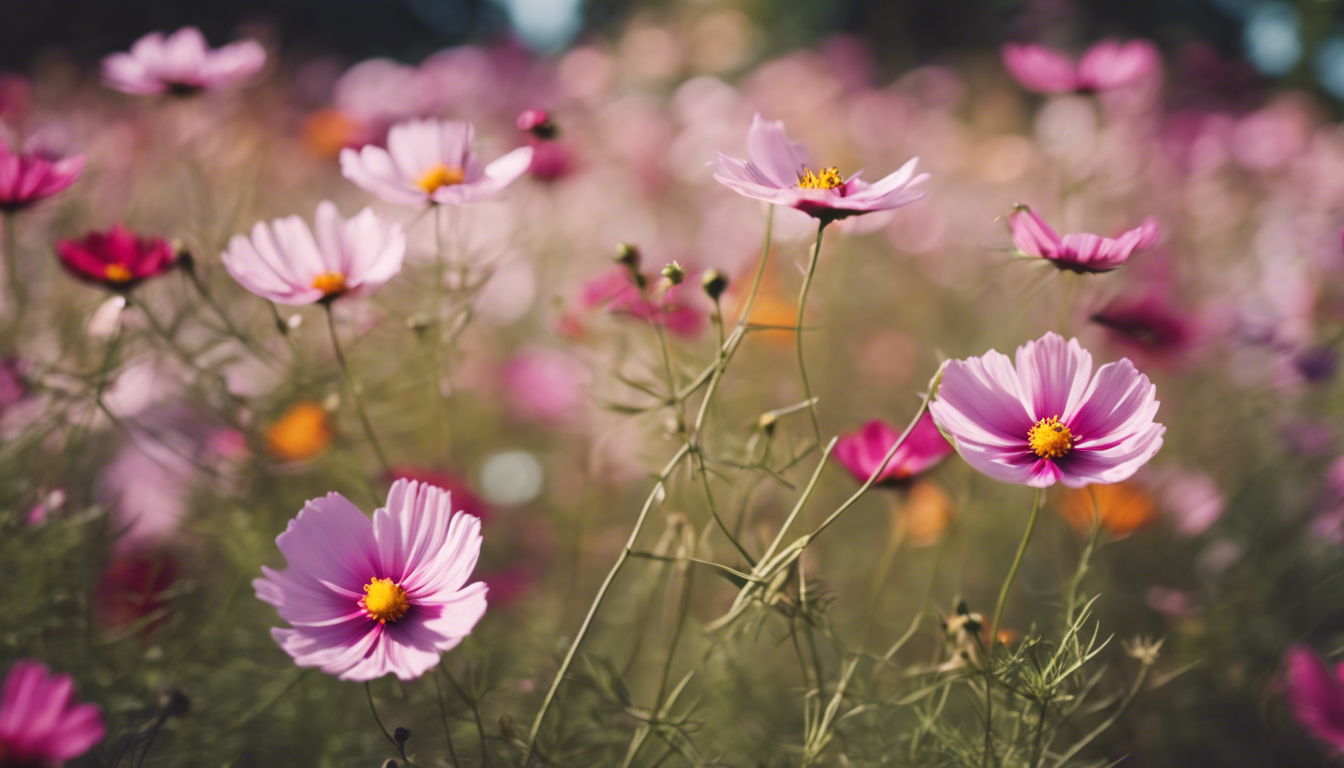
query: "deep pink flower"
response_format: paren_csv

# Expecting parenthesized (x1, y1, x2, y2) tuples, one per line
(55, 225, 177, 289)
(1010, 206, 1159, 273)
(1285, 646, 1344, 753)
(254, 479, 488, 681)
(222, 201, 405, 305)
(94, 551, 180, 634)
(714, 114, 927, 223)
(102, 27, 265, 96)
(526, 140, 574, 182)
(0, 142, 82, 212)
(1002, 39, 1160, 94)
(340, 118, 533, 207)
(384, 465, 491, 523)
(1091, 292, 1197, 361)
(0, 660, 105, 764)
(581, 268, 706, 338)
(929, 333, 1165, 488)
(833, 413, 952, 486)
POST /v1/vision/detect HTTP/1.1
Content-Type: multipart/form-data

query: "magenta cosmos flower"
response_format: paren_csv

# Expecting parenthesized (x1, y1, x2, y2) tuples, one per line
(1285, 646, 1344, 754)
(339, 118, 534, 207)
(834, 413, 953, 486)
(254, 479, 488, 681)
(56, 225, 177, 289)
(714, 114, 927, 223)
(929, 333, 1164, 488)
(102, 27, 265, 96)
(222, 201, 405, 305)
(0, 142, 83, 212)
(1010, 206, 1159, 273)
(0, 660, 105, 765)
(1002, 39, 1160, 94)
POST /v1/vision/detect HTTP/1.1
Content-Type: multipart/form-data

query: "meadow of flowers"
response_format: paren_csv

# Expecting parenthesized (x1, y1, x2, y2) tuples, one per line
(3, 9, 1344, 768)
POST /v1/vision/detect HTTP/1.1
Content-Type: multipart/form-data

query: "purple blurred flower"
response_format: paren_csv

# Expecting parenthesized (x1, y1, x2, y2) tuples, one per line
(0, 141, 82, 212)
(714, 114, 927, 223)
(0, 660, 104, 764)
(103, 27, 265, 96)
(55, 224, 177, 290)
(833, 413, 952, 486)
(929, 332, 1165, 488)
(254, 479, 488, 681)
(1010, 205, 1159, 273)
(222, 201, 405, 305)
(1002, 39, 1160, 94)
(1158, 468, 1224, 536)
(1285, 646, 1344, 754)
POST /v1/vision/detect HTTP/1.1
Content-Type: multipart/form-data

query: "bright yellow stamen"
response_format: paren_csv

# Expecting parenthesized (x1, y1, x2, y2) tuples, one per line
(311, 271, 346, 297)
(360, 578, 409, 624)
(104, 264, 133, 283)
(797, 166, 844, 190)
(1027, 416, 1074, 459)
(416, 164, 466, 194)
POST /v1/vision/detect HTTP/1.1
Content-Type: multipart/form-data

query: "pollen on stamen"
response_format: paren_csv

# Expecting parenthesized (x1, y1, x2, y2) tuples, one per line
(416, 164, 466, 194)
(1027, 416, 1074, 459)
(359, 577, 410, 624)
(311, 271, 347, 297)
(797, 166, 844, 190)
(104, 264, 133, 283)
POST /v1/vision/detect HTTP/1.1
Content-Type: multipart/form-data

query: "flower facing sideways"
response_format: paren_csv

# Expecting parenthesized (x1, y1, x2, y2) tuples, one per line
(254, 479, 488, 681)
(1002, 39, 1160, 94)
(833, 413, 953, 486)
(1009, 205, 1159, 273)
(56, 225, 177, 289)
(929, 333, 1164, 488)
(0, 660, 105, 765)
(102, 27, 265, 96)
(0, 142, 83, 212)
(1285, 646, 1344, 754)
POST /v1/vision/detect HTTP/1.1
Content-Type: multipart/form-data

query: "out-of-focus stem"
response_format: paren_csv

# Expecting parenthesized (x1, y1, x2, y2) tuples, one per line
(4, 212, 24, 336)
(795, 221, 827, 442)
(324, 302, 391, 473)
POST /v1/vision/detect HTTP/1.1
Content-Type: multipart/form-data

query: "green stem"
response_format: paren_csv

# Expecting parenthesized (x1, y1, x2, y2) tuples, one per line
(988, 488, 1044, 651)
(431, 672, 461, 768)
(364, 682, 410, 765)
(4, 212, 24, 336)
(795, 221, 827, 441)
(324, 302, 391, 473)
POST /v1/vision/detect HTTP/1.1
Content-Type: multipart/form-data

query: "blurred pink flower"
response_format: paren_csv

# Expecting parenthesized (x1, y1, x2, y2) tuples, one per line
(94, 551, 180, 634)
(222, 201, 405, 305)
(526, 139, 575, 182)
(833, 413, 952, 486)
(714, 114, 927, 223)
(929, 332, 1165, 488)
(481, 566, 533, 606)
(25, 488, 65, 526)
(340, 118, 533, 207)
(1010, 206, 1159, 273)
(1158, 468, 1224, 536)
(0, 357, 26, 419)
(581, 268, 706, 338)
(1285, 646, 1344, 753)
(516, 109, 557, 138)
(0, 660, 104, 764)
(102, 27, 265, 96)
(1002, 39, 1160, 94)
(0, 141, 82, 212)
(500, 347, 589, 425)
(56, 225, 177, 290)
(254, 479, 488, 681)
(1091, 292, 1197, 363)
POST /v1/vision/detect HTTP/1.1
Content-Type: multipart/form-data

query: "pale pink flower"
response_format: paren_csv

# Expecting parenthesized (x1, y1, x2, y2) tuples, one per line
(103, 27, 265, 95)
(1009, 206, 1160, 273)
(0, 142, 83, 212)
(1002, 39, 1160, 94)
(0, 660, 104, 764)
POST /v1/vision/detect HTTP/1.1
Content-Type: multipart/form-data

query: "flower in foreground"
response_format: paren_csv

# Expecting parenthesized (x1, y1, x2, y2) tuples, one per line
(222, 201, 405, 305)
(254, 479, 488, 681)
(929, 332, 1164, 488)
(55, 225, 177, 289)
(1001, 39, 1159, 94)
(834, 413, 952, 486)
(340, 118, 534, 207)
(0, 660, 105, 765)
(1285, 646, 1344, 754)
(1009, 205, 1159, 273)
(102, 27, 265, 96)
(714, 114, 927, 223)
(0, 142, 83, 212)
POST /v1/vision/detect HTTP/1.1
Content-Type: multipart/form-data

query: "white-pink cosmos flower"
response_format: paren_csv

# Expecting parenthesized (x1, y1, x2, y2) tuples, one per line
(102, 27, 265, 96)
(254, 479, 488, 682)
(1009, 205, 1160, 273)
(339, 118, 534, 207)
(929, 333, 1165, 488)
(222, 201, 405, 305)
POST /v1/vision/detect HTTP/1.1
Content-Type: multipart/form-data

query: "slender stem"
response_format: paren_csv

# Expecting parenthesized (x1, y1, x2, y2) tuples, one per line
(183, 265, 278, 365)
(364, 682, 408, 763)
(795, 221, 827, 441)
(988, 488, 1044, 651)
(431, 672, 461, 768)
(3, 212, 23, 336)
(324, 302, 391, 472)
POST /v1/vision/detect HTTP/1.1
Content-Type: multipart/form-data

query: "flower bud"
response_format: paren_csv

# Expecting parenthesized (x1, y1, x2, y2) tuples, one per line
(517, 109, 558, 139)
(701, 269, 727, 301)
(661, 261, 687, 286)
(614, 242, 641, 269)
(394, 727, 411, 744)
(499, 713, 516, 740)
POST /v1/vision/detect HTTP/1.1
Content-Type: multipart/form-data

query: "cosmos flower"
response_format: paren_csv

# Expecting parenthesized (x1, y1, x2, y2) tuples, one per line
(339, 118, 534, 207)
(1091, 292, 1197, 363)
(1009, 205, 1159, 273)
(0, 660, 105, 765)
(55, 225, 177, 289)
(833, 413, 952, 486)
(102, 27, 265, 96)
(580, 267, 706, 338)
(222, 201, 405, 305)
(1285, 646, 1344, 754)
(0, 142, 83, 212)
(713, 114, 927, 223)
(1002, 39, 1160, 94)
(1054, 481, 1157, 536)
(254, 479, 488, 681)
(266, 402, 334, 462)
(384, 465, 491, 523)
(929, 332, 1165, 488)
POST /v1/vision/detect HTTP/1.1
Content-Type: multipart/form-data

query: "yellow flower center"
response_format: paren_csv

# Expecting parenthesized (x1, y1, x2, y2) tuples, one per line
(1027, 416, 1074, 459)
(311, 271, 347, 296)
(797, 166, 844, 190)
(416, 164, 466, 194)
(360, 577, 410, 624)
(104, 264, 133, 283)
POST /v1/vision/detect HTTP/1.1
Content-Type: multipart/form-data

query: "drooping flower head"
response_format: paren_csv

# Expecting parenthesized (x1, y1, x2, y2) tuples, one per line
(929, 333, 1164, 488)
(55, 225, 177, 290)
(102, 27, 266, 96)
(714, 114, 927, 223)
(833, 413, 953, 486)
(254, 479, 488, 681)
(0, 142, 83, 212)
(340, 118, 534, 207)
(1285, 646, 1344, 754)
(222, 201, 405, 305)
(0, 660, 105, 765)
(1009, 205, 1159, 273)
(1002, 39, 1160, 94)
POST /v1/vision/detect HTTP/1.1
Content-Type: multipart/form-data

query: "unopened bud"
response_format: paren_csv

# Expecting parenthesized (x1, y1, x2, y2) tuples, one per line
(158, 688, 191, 718)
(394, 727, 411, 744)
(701, 269, 728, 301)
(499, 713, 516, 740)
(173, 241, 195, 272)
(757, 412, 777, 434)
(516, 109, 558, 139)
(615, 242, 641, 269)
(661, 261, 686, 286)
(405, 314, 431, 334)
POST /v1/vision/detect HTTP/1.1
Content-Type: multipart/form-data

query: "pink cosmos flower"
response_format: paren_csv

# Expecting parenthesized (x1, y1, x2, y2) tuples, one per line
(581, 268, 706, 338)
(714, 114, 927, 223)
(384, 465, 491, 523)
(339, 118, 534, 207)
(254, 479, 488, 681)
(1002, 39, 1160, 94)
(833, 413, 953, 486)
(1009, 206, 1160, 273)
(929, 332, 1165, 488)
(102, 27, 265, 96)
(0, 142, 83, 212)
(56, 225, 177, 289)
(1091, 292, 1197, 363)
(1285, 646, 1344, 753)
(222, 201, 405, 305)
(0, 660, 105, 764)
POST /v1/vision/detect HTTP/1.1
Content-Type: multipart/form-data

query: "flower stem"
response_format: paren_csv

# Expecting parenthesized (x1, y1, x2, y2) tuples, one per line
(989, 488, 1044, 651)
(4, 212, 24, 338)
(795, 221, 827, 442)
(364, 681, 410, 765)
(324, 302, 391, 473)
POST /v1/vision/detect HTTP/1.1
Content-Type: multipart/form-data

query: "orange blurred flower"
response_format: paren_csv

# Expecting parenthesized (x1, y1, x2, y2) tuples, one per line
(1055, 481, 1157, 537)
(729, 269, 796, 346)
(267, 401, 333, 462)
(301, 109, 361, 158)
(895, 480, 953, 546)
